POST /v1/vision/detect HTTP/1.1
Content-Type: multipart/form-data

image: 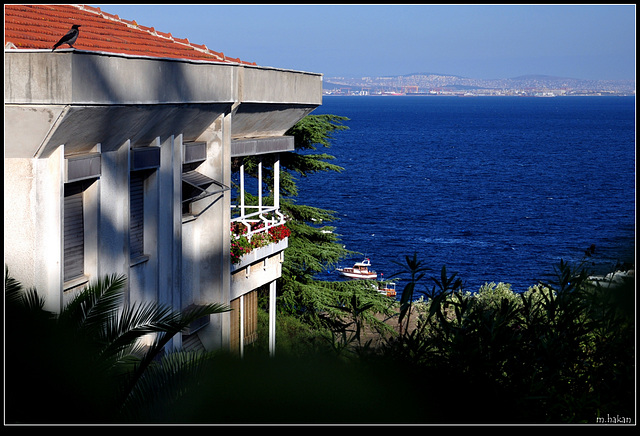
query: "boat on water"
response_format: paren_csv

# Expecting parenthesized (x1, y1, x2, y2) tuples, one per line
(336, 258, 377, 280)
(378, 282, 396, 298)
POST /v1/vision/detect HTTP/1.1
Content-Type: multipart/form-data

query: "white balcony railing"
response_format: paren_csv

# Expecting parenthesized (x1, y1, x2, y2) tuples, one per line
(231, 206, 286, 240)
(230, 156, 289, 266)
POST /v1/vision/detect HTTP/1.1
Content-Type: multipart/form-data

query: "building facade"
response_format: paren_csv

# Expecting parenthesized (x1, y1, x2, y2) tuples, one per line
(4, 4, 322, 355)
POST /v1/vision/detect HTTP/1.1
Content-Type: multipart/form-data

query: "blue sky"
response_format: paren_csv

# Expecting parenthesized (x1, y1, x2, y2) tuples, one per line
(93, 4, 636, 80)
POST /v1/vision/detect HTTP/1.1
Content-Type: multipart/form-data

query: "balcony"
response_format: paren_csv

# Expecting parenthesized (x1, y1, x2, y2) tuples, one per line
(230, 151, 288, 276)
(230, 209, 290, 271)
(229, 206, 289, 301)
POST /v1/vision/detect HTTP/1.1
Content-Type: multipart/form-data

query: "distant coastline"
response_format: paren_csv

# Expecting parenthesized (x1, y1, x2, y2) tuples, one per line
(323, 94, 633, 98)
(323, 73, 635, 97)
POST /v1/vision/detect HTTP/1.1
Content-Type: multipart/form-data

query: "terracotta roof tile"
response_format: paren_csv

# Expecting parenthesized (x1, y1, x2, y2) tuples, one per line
(4, 4, 257, 66)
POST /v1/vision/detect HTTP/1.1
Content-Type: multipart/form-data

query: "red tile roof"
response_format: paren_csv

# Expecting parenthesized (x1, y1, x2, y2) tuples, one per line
(4, 4, 256, 65)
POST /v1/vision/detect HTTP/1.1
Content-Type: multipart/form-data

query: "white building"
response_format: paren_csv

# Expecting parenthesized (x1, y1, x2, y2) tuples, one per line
(4, 4, 322, 355)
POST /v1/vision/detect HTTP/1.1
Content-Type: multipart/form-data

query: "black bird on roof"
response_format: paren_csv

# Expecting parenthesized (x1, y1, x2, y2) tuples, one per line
(52, 24, 81, 52)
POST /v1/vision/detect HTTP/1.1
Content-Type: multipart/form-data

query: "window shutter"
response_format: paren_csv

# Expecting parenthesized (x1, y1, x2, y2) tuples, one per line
(182, 170, 230, 215)
(244, 290, 258, 345)
(229, 298, 240, 355)
(130, 172, 145, 260)
(64, 186, 84, 282)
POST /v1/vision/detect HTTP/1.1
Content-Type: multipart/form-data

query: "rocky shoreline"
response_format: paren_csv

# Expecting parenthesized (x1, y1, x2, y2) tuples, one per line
(588, 269, 635, 289)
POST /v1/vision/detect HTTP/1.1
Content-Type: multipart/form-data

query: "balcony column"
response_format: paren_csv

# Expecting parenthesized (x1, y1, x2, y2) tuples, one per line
(269, 279, 276, 356)
(239, 163, 245, 217)
(273, 154, 280, 209)
(239, 294, 245, 358)
(258, 159, 262, 213)
(269, 155, 280, 357)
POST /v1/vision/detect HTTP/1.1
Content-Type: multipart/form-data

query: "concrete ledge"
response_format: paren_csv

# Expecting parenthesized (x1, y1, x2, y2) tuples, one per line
(231, 238, 288, 272)
(242, 66, 323, 105)
(231, 136, 295, 157)
(230, 238, 288, 301)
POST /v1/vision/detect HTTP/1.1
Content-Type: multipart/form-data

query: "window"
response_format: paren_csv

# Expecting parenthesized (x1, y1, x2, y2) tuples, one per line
(64, 181, 90, 283)
(64, 152, 100, 287)
(180, 141, 229, 217)
(129, 146, 160, 264)
(129, 171, 145, 260)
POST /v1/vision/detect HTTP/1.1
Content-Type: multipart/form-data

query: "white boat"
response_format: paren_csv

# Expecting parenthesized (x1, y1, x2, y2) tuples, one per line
(378, 282, 397, 298)
(336, 258, 378, 280)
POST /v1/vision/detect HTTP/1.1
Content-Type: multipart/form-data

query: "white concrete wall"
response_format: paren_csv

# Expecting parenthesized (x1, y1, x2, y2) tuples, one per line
(242, 66, 322, 105)
(4, 149, 66, 312)
(4, 51, 236, 105)
(4, 49, 321, 351)
(230, 247, 286, 301)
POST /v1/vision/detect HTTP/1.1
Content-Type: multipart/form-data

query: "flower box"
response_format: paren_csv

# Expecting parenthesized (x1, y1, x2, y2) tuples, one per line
(231, 238, 288, 272)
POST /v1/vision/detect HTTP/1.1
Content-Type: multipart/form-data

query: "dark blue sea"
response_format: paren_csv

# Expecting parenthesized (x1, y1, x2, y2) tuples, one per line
(297, 96, 636, 296)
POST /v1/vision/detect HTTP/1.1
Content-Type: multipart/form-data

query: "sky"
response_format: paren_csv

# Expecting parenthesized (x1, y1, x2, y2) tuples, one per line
(93, 4, 636, 80)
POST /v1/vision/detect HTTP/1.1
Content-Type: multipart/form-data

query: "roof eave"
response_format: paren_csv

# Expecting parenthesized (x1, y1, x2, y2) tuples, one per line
(3, 47, 235, 66)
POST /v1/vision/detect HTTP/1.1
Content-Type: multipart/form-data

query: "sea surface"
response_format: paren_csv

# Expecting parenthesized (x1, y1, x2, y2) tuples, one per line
(296, 96, 636, 296)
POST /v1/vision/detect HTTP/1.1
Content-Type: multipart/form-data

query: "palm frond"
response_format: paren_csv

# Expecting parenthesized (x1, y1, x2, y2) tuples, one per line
(5, 266, 45, 310)
(138, 302, 231, 364)
(118, 350, 216, 422)
(97, 301, 177, 364)
(5, 265, 23, 300)
(58, 274, 127, 334)
(107, 301, 231, 403)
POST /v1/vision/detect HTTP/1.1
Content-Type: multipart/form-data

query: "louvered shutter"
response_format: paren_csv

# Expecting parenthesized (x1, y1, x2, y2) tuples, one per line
(129, 171, 145, 260)
(182, 170, 230, 215)
(244, 290, 258, 345)
(229, 298, 240, 355)
(64, 185, 84, 282)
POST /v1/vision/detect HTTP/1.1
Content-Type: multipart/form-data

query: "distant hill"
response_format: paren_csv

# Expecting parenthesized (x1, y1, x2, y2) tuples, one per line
(510, 74, 577, 81)
(323, 72, 635, 96)
(401, 72, 466, 79)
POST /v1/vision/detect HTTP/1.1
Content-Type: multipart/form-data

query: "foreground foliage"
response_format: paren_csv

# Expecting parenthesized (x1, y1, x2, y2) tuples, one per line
(5, 269, 229, 423)
(5, 256, 634, 424)
(378, 258, 635, 424)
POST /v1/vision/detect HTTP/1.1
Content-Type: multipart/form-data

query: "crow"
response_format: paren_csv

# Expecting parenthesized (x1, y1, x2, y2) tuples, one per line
(52, 24, 81, 51)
